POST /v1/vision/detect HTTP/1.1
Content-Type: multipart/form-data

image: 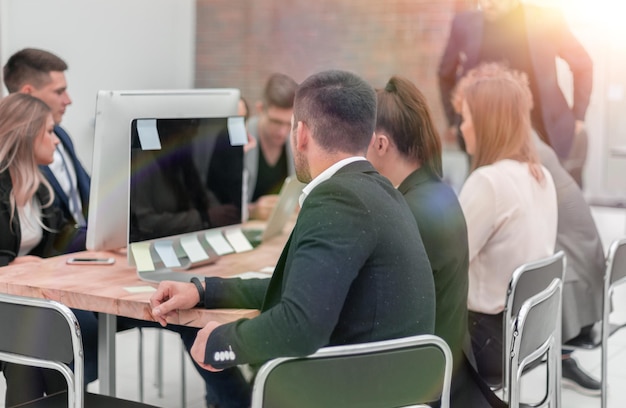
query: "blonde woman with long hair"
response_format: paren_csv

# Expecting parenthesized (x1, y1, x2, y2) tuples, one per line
(0, 92, 60, 266)
(457, 73, 558, 382)
(0, 93, 101, 406)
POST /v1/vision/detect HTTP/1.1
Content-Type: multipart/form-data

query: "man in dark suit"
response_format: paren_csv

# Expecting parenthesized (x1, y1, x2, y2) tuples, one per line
(150, 70, 437, 404)
(438, 0, 593, 187)
(3, 48, 89, 253)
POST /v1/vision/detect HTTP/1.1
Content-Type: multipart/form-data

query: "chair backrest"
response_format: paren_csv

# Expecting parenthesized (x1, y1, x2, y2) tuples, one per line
(506, 251, 565, 318)
(606, 237, 626, 289)
(501, 251, 565, 396)
(508, 279, 562, 408)
(251, 334, 453, 408)
(0, 293, 84, 408)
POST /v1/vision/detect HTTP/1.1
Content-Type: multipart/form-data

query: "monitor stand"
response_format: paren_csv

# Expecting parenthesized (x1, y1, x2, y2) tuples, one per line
(128, 226, 255, 283)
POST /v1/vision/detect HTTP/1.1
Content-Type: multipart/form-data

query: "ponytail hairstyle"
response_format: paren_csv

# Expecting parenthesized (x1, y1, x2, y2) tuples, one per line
(376, 76, 443, 177)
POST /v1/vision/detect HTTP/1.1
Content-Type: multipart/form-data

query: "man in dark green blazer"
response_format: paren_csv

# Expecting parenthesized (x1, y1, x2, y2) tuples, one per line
(150, 70, 436, 405)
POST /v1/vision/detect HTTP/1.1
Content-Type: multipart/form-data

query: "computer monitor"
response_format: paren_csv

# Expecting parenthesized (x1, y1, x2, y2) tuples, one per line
(86, 89, 241, 251)
(128, 117, 245, 243)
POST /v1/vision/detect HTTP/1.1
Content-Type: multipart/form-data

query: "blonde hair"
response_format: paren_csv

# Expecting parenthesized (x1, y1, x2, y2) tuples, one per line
(453, 63, 543, 181)
(0, 93, 54, 220)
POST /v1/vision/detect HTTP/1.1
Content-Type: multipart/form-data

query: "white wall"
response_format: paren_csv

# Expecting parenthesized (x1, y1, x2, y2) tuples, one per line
(0, 0, 195, 172)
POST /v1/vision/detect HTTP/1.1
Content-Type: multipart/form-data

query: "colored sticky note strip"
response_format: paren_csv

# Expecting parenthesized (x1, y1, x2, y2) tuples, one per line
(130, 242, 155, 272)
(136, 119, 162, 150)
(205, 230, 234, 255)
(223, 228, 254, 253)
(154, 240, 181, 268)
(180, 235, 209, 263)
(227, 116, 248, 146)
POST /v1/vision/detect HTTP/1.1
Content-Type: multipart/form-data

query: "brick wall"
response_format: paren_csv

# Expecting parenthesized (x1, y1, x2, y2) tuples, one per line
(195, 0, 474, 137)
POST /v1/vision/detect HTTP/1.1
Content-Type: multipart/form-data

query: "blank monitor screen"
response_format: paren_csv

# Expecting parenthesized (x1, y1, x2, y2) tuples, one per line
(86, 89, 241, 251)
(129, 117, 245, 243)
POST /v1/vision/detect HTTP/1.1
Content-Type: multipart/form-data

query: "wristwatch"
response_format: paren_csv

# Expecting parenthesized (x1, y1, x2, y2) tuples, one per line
(190, 277, 205, 307)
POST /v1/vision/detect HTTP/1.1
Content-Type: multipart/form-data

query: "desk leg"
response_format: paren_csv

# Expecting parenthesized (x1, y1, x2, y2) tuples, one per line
(98, 313, 116, 396)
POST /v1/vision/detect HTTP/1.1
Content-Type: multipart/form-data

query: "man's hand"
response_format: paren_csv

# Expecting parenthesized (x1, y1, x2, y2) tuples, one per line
(191, 321, 223, 371)
(150, 281, 200, 326)
(248, 194, 279, 220)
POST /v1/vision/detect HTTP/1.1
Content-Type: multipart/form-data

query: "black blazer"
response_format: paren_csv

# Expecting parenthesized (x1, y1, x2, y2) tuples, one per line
(38, 125, 91, 253)
(202, 160, 436, 369)
(0, 172, 64, 266)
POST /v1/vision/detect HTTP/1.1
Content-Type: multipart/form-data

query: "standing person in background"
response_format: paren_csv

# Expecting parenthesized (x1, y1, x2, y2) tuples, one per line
(452, 62, 604, 396)
(0, 93, 100, 406)
(3, 48, 89, 253)
(456, 72, 558, 389)
(245, 73, 297, 220)
(438, 0, 593, 187)
(367, 75, 488, 407)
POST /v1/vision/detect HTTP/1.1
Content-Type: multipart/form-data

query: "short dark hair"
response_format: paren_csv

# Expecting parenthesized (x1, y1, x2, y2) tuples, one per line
(376, 76, 443, 177)
(3, 48, 68, 93)
(262, 73, 297, 109)
(294, 70, 376, 155)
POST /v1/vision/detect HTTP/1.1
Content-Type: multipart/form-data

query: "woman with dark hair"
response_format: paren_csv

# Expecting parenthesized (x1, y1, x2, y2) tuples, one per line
(367, 76, 487, 406)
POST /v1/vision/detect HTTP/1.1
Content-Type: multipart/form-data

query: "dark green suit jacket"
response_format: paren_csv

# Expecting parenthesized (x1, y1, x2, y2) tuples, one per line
(202, 160, 435, 368)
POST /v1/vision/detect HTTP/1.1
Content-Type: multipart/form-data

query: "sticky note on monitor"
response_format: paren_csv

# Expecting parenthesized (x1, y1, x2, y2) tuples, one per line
(153, 240, 181, 268)
(223, 228, 254, 253)
(130, 242, 155, 272)
(180, 234, 210, 263)
(227, 116, 248, 146)
(136, 119, 162, 150)
(205, 230, 234, 256)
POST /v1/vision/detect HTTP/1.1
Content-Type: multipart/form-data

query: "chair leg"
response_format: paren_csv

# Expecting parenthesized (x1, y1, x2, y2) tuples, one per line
(137, 328, 190, 405)
(138, 327, 144, 402)
(155, 329, 164, 398)
(601, 339, 608, 408)
(181, 341, 187, 408)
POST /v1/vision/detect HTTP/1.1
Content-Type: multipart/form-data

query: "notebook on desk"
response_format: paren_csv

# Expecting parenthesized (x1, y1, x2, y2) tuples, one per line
(242, 176, 305, 247)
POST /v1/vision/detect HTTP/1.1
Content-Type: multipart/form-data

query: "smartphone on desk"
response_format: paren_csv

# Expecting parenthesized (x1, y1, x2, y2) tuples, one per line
(66, 257, 115, 265)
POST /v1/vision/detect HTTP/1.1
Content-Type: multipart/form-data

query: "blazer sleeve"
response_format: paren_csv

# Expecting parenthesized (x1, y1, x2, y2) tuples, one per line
(552, 10, 593, 121)
(204, 180, 377, 369)
(438, 14, 464, 126)
(0, 176, 18, 266)
(203, 277, 269, 310)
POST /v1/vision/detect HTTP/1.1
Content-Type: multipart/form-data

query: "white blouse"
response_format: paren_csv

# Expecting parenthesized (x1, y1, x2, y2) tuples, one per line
(17, 198, 43, 256)
(459, 159, 558, 314)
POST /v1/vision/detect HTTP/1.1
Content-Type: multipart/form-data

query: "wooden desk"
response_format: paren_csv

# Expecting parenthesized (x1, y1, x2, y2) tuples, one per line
(0, 224, 287, 396)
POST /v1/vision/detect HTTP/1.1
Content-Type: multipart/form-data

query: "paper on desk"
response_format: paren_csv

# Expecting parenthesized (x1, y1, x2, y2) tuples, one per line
(124, 286, 157, 293)
(229, 271, 272, 280)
